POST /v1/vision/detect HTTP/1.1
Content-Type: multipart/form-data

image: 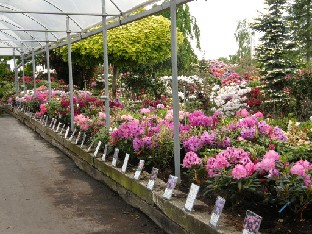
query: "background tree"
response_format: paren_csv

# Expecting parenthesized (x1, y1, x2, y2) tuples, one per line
(159, 3, 201, 75)
(55, 15, 183, 98)
(251, 0, 296, 96)
(288, 0, 312, 67)
(230, 19, 256, 75)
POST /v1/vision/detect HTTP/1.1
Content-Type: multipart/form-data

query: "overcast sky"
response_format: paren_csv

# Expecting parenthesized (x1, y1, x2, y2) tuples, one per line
(188, 0, 265, 60)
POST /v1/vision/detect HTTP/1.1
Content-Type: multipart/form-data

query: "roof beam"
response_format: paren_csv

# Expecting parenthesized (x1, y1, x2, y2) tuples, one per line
(23, 0, 192, 58)
(0, 10, 119, 17)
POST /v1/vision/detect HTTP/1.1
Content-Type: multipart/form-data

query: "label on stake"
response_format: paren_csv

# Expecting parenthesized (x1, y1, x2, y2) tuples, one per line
(75, 131, 81, 144)
(101, 144, 108, 161)
(64, 126, 70, 139)
(93, 141, 102, 157)
(80, 133, 86, 147)
(134, 160, 144, 180)
(184, 183, 200, 212)
(112, 148, 119, 167)
(146, 168, 158, 190)
(121, 153, 130, 173)
(163, 175, 178, 200)
(242, 210, 262, 234)
(210, 196, 226, 228)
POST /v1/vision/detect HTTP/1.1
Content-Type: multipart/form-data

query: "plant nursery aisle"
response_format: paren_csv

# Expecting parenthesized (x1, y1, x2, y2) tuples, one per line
(0, 113, 163, 234)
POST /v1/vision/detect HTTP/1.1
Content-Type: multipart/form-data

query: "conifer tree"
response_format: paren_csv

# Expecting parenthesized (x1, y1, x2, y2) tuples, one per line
(252, 0, 295, 96)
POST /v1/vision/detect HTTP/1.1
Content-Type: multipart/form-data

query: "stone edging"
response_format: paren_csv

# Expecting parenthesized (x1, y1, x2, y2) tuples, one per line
(4, 105, 240, 234)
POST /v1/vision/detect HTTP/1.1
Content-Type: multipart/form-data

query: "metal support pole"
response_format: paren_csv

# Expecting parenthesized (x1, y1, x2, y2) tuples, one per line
(21, 50, 26, 94)
(13, 48, 18, 95)
(102, 0, 110, 129)
(66, 16, 75, 131)
(32, 47, 36, 97)
(170, 0, 180, 179)
(45, 31, 51, 101)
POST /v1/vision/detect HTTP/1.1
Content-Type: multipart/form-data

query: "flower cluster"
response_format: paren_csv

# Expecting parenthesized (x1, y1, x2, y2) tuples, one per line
(182, 151, 203, 168)
(206, 147, 256, 179)
(210, 83, 251, 117)
(74, 114, 93, 131)
(290, 160, 312, 186)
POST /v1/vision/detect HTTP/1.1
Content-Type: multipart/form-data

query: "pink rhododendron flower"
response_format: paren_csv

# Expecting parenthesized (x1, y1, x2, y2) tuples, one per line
(182, 152, 202, 168)
(99, 112, 106, 120)
(140, 108, 150, 114)
(254, 111, 264, 119)
(156, 104, 165, 109)
(240, 108, 249, 117)
(290, 164, 306, 177)
(7, 98, 12, 104)
(232, 164, 248, 179)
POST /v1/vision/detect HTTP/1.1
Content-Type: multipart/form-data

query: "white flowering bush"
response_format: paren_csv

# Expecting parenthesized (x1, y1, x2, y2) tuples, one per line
(210, 82, 251, 117)
(159, 75, 204, 100)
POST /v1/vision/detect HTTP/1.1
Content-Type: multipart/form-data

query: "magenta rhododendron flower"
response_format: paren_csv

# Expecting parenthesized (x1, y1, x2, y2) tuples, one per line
(182, 152, 202, 168)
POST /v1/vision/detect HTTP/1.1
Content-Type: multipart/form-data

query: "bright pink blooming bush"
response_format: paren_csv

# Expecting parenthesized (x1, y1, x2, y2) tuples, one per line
(182, 152, 203, 168)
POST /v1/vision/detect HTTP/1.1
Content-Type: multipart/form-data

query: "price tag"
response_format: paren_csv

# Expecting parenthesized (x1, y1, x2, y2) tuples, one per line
(121, 153, 130, 173)
(80, 133, 86, 147)
(75, 131, 81, 144)
(163, 175, 178, 200)
(210, 196, 226, 227)
(134, 160, 144, 180)
(64, 126, 70, 139)
(242, 210, 262, 234)
(112, 148, 119, 167)
(146, 167, 158, 190)
(101, 144, 108, 161)
(87, 142, 94, 152)
(69, 128, 77, 141)
(184, 183, 200, 212)
(93, 141, 102, 157)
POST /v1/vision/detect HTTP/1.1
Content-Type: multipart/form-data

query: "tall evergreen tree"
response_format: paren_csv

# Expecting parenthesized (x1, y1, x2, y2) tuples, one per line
(251, 0, 295, 96)
(288, 0, 312, 65)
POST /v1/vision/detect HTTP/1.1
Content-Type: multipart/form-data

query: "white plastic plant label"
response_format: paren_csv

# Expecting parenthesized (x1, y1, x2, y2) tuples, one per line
(93, 141, 102, 157)
(101, 144, 108, 161)
(49, 118, 54, 128)
(45, 116, 49, 126)
(242, 210, 262, 234)
(146, 167, 158, 190)
(121, 153, 130, 173)
(64, 126, 70, 139)
(56, 122, 61, 132)
(111, 148, 119, 167)
(52, 119, 57, 130)
(69, 128, 77, 141)
(134, 160, 145, 180)
(75, 131, 81, 144)
(80, 133, 86, 147)
(60, 124, 65, 135)
(87, 142, 94, 152)
(210, 196, 226, 227)
(184, 183, 200, 212)
(163, 175, 178, 200)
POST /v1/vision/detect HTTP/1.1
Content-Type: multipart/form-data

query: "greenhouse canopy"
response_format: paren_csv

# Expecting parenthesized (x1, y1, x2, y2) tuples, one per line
(0, 0, 173, 55)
